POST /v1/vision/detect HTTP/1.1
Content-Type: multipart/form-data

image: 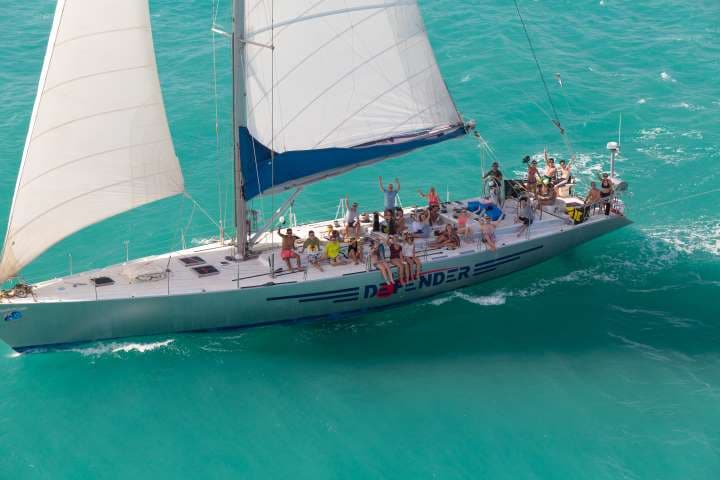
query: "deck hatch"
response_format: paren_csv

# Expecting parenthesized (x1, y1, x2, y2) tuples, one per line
(192, 265, 220, 277)
(179, 256, 206, 267)
(91, 276, 115, 287)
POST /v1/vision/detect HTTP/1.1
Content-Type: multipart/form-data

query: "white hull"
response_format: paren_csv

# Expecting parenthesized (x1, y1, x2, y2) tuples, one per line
(0, 208, 630, 352)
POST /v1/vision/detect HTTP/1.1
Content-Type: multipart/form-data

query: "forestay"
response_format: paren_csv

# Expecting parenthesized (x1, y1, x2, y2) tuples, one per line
(241, 0, 466, 199)
(0, 0, 184, 282)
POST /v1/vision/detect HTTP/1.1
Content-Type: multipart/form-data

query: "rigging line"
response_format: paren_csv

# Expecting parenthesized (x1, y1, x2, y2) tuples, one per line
(635, 188, 720, 213)
(183, 192, 222, 230)
(513, 0, 564, 135)
(211, 0, 224, 230)
(270, 0, 276, 249)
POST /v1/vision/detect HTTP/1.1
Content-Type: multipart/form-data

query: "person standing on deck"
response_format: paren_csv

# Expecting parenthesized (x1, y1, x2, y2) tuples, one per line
(543, 148, 558, 182)
(277, 227, 302, 272)
(598, 173, 614, 215)
(343, 195, 360, 238)
(584, 182, 602, 205)
(483, 162, 503, 187)
(418, 186, 440, 208)
(516, 197, 533, 238)
(379, 176, 400, 210)
(526, 159, 540, 195)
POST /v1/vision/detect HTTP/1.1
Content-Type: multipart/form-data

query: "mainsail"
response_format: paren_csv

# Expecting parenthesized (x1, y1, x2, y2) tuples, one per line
(240, 0, 467, 199)
(0, 0, 184, 282)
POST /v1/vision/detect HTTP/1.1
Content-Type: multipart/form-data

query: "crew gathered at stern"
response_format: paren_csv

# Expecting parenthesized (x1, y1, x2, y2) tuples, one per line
(271, 152, 620, 282)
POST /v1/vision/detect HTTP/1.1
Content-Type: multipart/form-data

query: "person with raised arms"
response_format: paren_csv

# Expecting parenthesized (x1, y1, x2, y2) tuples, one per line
(379, 176, 401, 210)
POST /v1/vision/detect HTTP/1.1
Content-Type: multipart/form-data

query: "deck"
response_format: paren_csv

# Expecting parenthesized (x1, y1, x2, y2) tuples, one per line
(2, 195, 618, 305)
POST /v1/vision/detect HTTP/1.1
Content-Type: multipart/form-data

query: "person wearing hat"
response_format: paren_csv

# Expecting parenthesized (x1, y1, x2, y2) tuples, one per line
(343, 194, 360, 238)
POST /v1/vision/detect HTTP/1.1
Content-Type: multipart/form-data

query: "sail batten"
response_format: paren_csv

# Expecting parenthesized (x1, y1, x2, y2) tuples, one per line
(241, 0, 465, 199)
(0, 0, 184, 282)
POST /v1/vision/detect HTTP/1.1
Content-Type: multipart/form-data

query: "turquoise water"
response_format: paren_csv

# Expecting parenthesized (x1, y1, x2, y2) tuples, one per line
(1, 0, 719, 477)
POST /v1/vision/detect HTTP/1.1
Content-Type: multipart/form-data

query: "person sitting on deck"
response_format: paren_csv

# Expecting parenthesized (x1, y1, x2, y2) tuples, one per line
(431, 224, 460, 250)
(456, 208, 473, 240)
(369, 238, 393, 285)
(382, 209, 397, 235)
(323, 223, 337, 241)
(387, 235, 409, 285)
(302, 230, 323, 272)
(479, 215, 499, 252)
(324, 231, 346, 266)
(346, 237, 362, 265)
(277, 227, 302, 272)
(516, 197, 533, 238)
(402, 232, 421, 280)
(344, 195, 360, 238)
(379, 176, 401, 210)
(394, 207, 406, 233)
(418, 186, 440, 208)
(536, 179, 557, 214)
(411, 210, 431, 238)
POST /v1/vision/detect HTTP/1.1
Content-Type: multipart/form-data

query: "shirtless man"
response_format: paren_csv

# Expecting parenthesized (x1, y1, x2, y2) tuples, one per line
(584, 181, 603, 216)
(277, 227, 302, 272)
(526, 159, 540, 194)
(543, 148, 557, 182)
(584, 182, 602, 205)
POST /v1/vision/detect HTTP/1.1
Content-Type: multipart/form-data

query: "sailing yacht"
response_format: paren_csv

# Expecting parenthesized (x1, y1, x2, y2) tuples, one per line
(0, 0, 630, 352)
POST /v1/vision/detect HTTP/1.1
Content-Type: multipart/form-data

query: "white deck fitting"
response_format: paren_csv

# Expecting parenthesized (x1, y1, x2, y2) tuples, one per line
(3, 196, 610, 305)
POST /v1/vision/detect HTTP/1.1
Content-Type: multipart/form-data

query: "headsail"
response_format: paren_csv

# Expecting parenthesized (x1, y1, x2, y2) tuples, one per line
(0, 0, 184, 282)
(241, 0, 467, 199)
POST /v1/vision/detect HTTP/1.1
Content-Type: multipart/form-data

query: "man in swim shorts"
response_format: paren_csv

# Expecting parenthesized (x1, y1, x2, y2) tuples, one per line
(277, 227, 302, 272)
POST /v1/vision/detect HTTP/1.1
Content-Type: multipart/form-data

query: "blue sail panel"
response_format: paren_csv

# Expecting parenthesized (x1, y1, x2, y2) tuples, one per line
(239, 125, 468, 200)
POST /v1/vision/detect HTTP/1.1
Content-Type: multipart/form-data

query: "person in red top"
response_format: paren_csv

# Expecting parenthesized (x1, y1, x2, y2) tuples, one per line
(418, 186, 440, 207)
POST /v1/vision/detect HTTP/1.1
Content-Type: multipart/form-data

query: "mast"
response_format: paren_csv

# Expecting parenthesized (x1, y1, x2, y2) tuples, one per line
(232, 0, 248, 257)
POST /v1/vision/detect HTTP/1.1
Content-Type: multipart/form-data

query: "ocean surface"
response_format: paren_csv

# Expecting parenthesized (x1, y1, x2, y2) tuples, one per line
(1, 0, 719, 477)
